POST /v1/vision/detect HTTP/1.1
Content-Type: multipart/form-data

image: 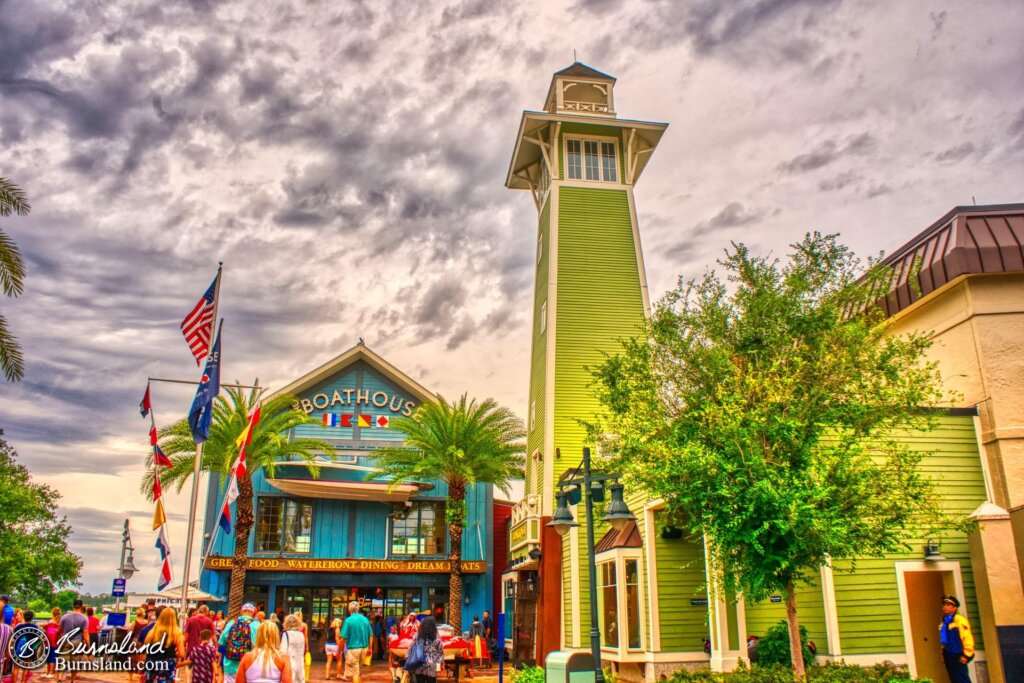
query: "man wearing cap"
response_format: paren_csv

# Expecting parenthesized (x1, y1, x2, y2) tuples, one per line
(218, 603, 259, 683)
(939, 595, 974, 683)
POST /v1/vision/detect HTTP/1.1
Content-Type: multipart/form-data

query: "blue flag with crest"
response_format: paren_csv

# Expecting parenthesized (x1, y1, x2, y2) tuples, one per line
(188, 321, 222, 444)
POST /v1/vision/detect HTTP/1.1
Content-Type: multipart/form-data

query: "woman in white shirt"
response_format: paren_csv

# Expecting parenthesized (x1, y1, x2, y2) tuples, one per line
(236, 621, 292, 683)
(280, 615, 306, 683)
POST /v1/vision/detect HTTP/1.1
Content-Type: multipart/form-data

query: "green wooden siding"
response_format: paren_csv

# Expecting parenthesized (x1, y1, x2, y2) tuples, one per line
(654, 511, 709, 652)
(553, 184, 645, 645)
(745, 582, 828, 654)
(832, 415, 987, 654)
(526, 200, 550, 495)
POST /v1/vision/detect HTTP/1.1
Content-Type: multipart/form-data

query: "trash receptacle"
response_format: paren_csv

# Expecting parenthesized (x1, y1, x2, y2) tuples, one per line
(545, 651, 596, 683)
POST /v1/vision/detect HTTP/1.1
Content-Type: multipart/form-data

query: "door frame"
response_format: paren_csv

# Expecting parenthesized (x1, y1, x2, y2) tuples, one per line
(894, 560, 971, 679)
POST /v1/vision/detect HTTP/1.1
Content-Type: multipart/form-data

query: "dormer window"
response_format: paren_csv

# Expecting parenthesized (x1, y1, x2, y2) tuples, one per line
(566, 138, 618, 182)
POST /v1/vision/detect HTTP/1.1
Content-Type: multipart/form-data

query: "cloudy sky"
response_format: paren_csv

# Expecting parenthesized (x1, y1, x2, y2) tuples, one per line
(1, 0, 1022, 595)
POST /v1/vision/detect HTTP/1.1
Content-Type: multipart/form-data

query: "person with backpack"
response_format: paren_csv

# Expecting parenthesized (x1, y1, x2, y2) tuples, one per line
(218, 603, 259, 683)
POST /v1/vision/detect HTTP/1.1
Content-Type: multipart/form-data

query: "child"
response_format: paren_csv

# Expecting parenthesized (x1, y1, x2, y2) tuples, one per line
(187, 630, 220, 683)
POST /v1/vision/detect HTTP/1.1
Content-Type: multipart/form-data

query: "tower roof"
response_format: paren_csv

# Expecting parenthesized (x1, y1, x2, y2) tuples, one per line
(552, 61, 616, 82)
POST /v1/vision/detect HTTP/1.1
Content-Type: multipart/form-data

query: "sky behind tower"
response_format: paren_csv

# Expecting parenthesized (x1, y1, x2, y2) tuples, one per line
(1, 0, 1022, 593)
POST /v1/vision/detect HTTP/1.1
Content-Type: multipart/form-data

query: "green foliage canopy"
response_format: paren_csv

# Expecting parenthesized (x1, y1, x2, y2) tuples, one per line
(592, 233, 954, 601)
(0, 438, 81, 599)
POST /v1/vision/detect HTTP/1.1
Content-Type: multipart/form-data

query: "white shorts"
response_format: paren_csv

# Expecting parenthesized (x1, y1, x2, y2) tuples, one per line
(325, 644, 340, 656)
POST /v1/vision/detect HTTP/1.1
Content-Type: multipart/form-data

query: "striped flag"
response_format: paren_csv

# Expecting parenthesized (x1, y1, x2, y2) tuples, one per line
(220, 403, 260, 534)
(155, 526, 172, 591)
(153, 444, 171, 467)
(180, 272, 220, 365)
(140, 385, 151, 418)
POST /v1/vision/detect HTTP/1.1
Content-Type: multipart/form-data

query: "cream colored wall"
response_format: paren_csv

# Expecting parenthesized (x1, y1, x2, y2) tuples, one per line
(886, 272, 1024, 683)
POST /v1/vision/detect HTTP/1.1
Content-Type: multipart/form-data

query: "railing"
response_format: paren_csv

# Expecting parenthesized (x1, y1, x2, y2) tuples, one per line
(562, 100, 611, 113)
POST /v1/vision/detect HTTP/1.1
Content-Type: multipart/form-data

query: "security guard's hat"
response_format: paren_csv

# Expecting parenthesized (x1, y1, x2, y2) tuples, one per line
(941, 595, 960, 607)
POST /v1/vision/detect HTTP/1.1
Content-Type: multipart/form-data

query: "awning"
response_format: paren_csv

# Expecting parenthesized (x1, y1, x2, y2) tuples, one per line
(157, 584, 223, 603)
(266, 478, 430, 502)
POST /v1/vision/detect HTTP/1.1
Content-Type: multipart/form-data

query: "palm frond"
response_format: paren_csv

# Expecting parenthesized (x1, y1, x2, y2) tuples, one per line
(0, 229, 26, 297)
(0, 177, 31, 217)
(0, 311, 25, 381)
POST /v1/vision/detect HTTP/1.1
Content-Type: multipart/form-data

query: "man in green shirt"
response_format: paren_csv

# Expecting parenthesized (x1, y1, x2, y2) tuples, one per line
(339, 601, 373, 683)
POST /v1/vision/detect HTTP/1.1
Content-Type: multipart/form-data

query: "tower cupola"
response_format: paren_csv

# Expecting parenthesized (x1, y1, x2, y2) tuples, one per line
(543, 62, 616, 117)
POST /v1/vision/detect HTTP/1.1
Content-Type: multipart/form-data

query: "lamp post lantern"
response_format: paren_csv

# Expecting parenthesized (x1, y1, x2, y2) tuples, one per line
(115, 519, 138, 613)
(547, 447, 635, 683)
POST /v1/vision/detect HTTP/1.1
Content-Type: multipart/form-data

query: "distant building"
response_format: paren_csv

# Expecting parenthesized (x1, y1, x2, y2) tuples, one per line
(199, 343, 497, 656)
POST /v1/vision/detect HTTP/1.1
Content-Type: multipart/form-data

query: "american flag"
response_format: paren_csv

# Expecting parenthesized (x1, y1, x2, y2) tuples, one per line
(180, 272, 219, 365)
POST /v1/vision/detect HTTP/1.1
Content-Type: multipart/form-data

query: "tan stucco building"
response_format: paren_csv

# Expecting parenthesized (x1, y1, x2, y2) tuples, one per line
(882, 203, 1024, 682)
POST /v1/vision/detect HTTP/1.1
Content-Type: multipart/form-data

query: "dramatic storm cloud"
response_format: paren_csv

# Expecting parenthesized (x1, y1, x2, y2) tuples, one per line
(1, 0, 1021, 593)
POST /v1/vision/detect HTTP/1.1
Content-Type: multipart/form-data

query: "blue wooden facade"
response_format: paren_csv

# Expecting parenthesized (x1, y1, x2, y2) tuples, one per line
(198, 345, 496, 643)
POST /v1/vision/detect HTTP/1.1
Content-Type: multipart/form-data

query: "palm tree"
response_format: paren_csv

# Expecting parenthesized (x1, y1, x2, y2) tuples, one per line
(142, 386, 333, 616)
(0, 176, 31, 381)
(372, 393, 526, 628)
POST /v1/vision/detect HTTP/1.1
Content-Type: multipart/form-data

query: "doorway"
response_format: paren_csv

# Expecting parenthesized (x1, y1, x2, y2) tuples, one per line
(896, 561, 964, 683)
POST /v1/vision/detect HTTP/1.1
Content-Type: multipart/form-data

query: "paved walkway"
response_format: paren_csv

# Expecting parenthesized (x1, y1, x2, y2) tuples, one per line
(57, 659, 514, 683)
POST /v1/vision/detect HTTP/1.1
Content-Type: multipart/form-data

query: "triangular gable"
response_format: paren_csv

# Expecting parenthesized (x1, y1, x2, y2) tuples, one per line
(553, 61, 616, 82)
(268, 342, 436, 405)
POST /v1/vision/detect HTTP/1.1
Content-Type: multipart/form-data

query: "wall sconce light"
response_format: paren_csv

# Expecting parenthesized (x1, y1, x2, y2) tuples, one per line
(924, 539, 945, 561)
(528, 547, 542, 561)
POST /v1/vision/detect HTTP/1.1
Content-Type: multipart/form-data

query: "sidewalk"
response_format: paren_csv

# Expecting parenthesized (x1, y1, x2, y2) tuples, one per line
(61, 659, 516, 683)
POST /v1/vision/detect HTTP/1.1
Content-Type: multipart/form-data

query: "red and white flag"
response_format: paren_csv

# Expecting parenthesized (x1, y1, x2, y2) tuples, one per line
(180, 272, 220, 365)
(219, 403, 261, 534)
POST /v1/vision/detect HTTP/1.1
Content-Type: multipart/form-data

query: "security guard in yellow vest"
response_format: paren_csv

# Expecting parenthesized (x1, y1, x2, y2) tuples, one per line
(939, 595, 974, 683)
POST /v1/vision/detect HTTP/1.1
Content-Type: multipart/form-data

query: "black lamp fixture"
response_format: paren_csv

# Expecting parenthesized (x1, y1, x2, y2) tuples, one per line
(602, 482, 635, 531)
(548, 490, 579, 536)
(528, 547, 542, 561)
(924, 538, 945, 561)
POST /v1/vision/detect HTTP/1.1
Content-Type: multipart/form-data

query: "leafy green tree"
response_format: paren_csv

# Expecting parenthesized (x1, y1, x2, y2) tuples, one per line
(141, 387, 332, 616)
(592, 233, 954, 678)
(372, 394, 525, 628)
(0, 438, 81, 598)
(0, 176, 31, 381)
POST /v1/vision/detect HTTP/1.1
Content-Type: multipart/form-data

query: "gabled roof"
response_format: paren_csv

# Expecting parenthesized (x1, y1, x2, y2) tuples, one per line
(267, 341, 436, 405)
(595, 520, 643, 553)
(553, 62, 616, 82)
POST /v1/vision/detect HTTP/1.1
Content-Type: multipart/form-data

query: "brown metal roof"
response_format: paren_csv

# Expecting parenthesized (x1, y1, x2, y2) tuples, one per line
(877, 204, 1024, 318)
(595, 520, 642, 553)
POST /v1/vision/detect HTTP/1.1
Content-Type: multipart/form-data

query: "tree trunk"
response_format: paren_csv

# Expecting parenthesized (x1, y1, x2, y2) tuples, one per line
(784, 579, 806, 680)
(227, 472, 254, 618)
(447, 481, 466, 630)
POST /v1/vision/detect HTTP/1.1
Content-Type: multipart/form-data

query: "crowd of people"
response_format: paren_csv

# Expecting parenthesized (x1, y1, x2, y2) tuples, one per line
(0, 595, 499, 683)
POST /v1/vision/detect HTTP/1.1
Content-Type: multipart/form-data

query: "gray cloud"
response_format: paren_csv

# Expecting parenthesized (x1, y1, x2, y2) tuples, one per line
(692, 202, 770, 235)
(778, 132, 876, 175)
(935, 141, 977, 163)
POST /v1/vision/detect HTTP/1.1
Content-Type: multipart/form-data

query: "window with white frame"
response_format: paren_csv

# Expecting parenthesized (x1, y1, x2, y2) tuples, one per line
(597, 551, 644, 652)
(529, 400, 536, 432)
(566, 138, 618, 182)
(537, 232, 543, 265)
(540, 300, 547, 334)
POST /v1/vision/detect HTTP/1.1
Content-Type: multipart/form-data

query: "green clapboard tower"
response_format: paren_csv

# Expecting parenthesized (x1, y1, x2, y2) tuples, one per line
(506, 63, 667, 648)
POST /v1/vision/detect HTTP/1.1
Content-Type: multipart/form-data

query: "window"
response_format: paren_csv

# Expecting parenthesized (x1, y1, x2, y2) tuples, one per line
(566, 137, 618, 182)
(255, 498, 313, 553)
(391, 500, 446, 556)
(540, 300, 547, 334)
(537, 232, 543, 265)
(596, 553, 644, 652)
(529, 400, 536, 432)
(598, 561, 618, 647)
(625, 559, 641, 649)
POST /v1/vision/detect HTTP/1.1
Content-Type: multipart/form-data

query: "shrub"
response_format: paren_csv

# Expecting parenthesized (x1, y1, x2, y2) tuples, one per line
(667, 662, 929, 683)
(756, 620, 815, 668)
(511, 665, 545, 683)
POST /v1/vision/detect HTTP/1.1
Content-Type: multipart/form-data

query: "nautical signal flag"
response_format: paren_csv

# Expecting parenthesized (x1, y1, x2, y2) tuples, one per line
(152, 476, 162, 500)
(180, 271, 220, 365)
(140, 385, 151, 418)
(155, 526, 172, 591)
(153, 444, 172, 467)
(153, 497, 167, 530)
(220, 402, 259, 535)
(188, 322, 222, 444)
(219, 473, 239, 535)
(320, 413, 392, 428)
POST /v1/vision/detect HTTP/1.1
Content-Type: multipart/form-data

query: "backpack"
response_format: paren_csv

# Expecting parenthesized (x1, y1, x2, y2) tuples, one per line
(224, 618, 253, 661)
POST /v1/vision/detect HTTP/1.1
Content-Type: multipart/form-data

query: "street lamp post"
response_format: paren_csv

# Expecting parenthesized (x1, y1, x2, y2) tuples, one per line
(115, 519, 139, 614)
(547, 447, 634, 683)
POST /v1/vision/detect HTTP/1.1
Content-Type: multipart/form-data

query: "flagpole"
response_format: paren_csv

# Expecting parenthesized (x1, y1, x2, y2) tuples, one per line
(180, 263, 223, 624)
